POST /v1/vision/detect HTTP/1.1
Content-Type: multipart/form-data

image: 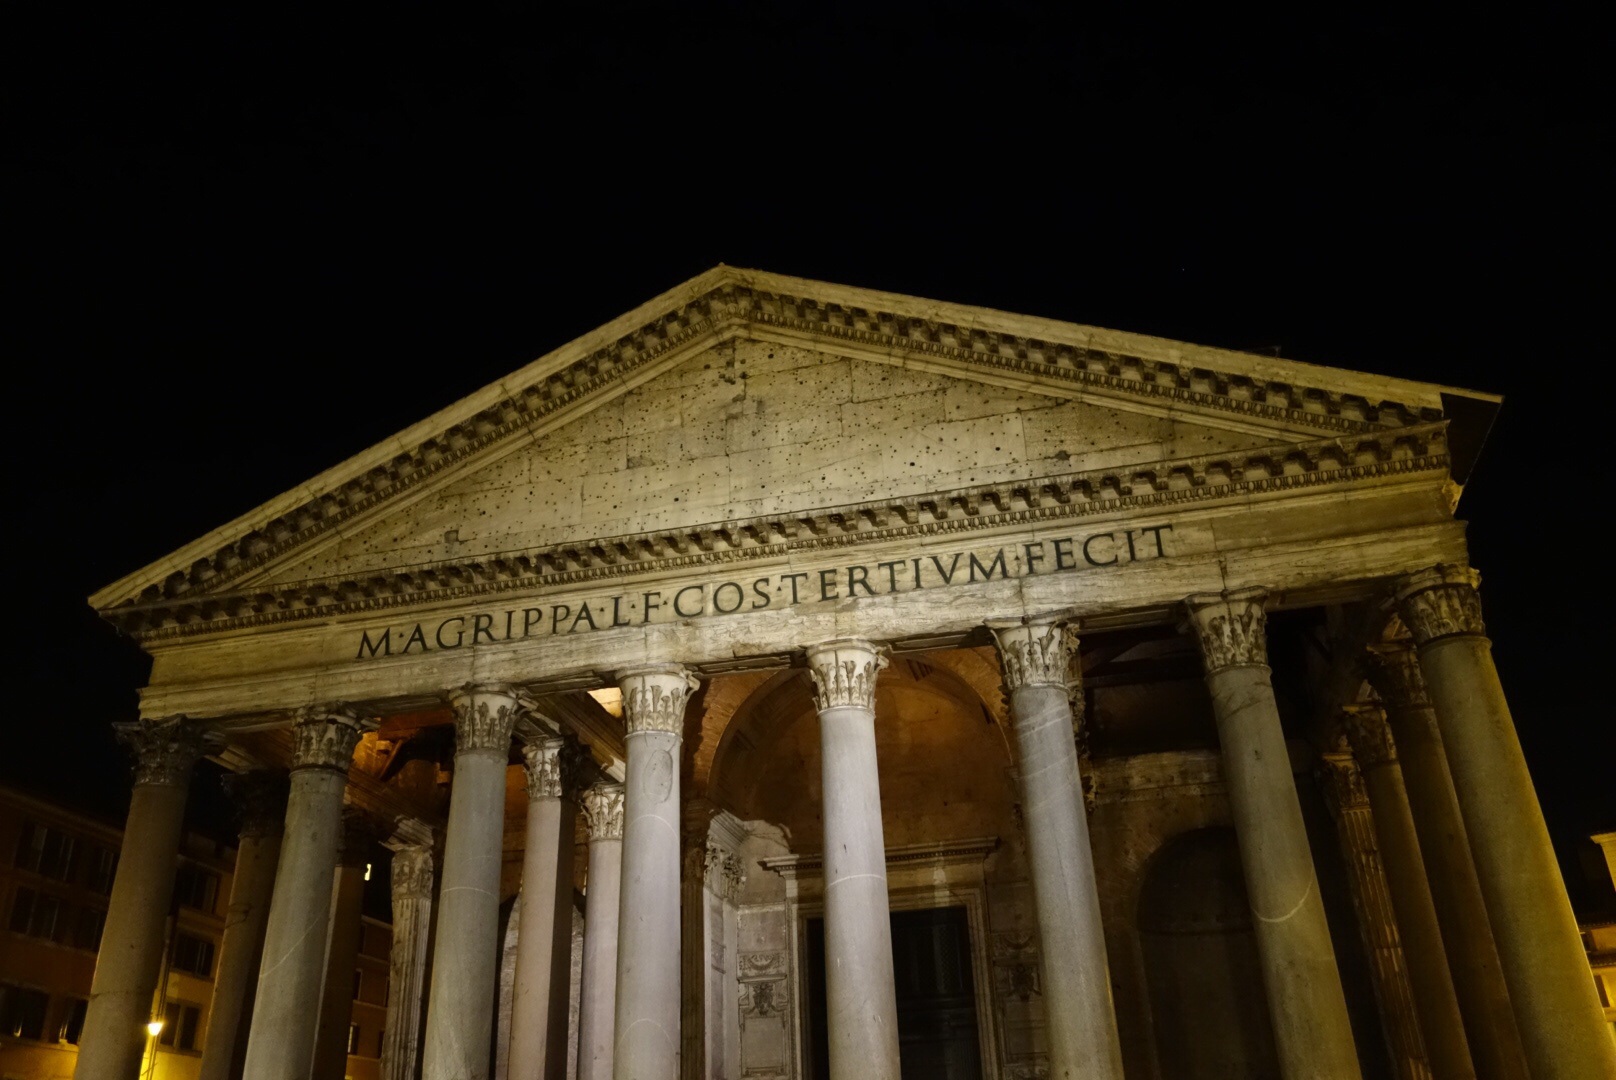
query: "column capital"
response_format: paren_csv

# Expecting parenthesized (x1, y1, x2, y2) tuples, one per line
(290, 705, 375, 771)
(617, 664, 699, 737)
(520, 735, 585, 801)
(1319, 750, 1370, 811)
(804, 637, 888, 712)
(987, 616, 1077, 692)
(1395, 564, 1486, 645)
(115, 717, 213, 788)
(222, 769, 290, 838)
(703, 842, 746, 902)
(447, 682, 525, 753)
(1364, 641, 1430, 709)
(1183, 587, 1270, 673)
(1342, 705, 1398, 767)
(581, 782, 625, 841)
(389, 843, 436, 901)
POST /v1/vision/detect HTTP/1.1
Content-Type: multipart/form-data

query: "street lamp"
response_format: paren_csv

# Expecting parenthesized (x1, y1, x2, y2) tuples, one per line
(146, 1020, 164, 1038)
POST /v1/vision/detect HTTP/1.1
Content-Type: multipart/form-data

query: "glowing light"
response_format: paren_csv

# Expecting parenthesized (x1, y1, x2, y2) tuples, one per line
(147, 1020, 164, 1037)
(364, 862, 372, 882)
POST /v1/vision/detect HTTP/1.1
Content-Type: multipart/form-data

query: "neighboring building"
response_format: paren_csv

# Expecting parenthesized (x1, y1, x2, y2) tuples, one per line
(0, 787, 231, 1080)
(0, 786, 391, 1080)
(73, 268, 1616, 1080)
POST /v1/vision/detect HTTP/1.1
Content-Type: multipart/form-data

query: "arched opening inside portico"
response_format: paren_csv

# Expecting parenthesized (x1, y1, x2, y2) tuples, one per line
(703, 653, 1018, 853)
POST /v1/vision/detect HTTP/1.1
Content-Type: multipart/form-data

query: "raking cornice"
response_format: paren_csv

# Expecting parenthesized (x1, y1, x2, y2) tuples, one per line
(92, 265, 1475, 619)
(106, 422, 1450, 640)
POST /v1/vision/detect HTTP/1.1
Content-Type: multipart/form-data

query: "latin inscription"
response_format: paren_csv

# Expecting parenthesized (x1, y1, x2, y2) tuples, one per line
(355, 523, 1173, 659)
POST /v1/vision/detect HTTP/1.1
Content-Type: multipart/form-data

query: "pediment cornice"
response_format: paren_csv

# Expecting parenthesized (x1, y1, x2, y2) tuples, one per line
(108, 421, 1451, 642)
(93, 266, 1472, 619)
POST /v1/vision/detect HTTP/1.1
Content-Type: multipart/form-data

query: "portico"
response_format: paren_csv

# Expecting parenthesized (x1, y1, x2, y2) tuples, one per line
(80, 267, 1614, 1080)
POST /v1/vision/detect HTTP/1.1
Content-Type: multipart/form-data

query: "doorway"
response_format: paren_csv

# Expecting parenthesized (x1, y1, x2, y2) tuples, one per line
(804, 905, 983, 1080)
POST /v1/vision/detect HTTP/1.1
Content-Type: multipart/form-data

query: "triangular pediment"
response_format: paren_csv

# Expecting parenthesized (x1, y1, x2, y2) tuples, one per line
(93, 265, 1493, 638)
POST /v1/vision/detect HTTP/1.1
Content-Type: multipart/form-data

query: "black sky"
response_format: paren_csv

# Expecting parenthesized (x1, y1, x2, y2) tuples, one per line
(8, 7, 1612, 908)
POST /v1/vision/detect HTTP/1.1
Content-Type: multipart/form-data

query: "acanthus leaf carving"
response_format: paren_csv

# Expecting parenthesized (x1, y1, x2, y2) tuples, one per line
(1183, 588, 1270, 672)
(447, 684, 522, 754)
(1341, 705, 1398, 767)
(618, 666, 699, 736)
(805, 638, 888, 712)
(1396, 564, 1485, 645)
(115, 717, 213, 789)
(1363, 640, 1430, 709)
(989, 617, 1077, 693)
(582, 782, 625, 841)
(521, 735, 585, 801)
(390, 844, 436, 901)
(289, 705, 374, 771)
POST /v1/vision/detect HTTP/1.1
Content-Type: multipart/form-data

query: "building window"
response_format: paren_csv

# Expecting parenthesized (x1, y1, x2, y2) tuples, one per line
(0, 984, 49, 1040)
(346, 1023, 361, 1054)
(171, 933, 215, 978)
(158, 1002, 202, 1052)
(376, 1028, 385, 1057)
(58, 998, 88, 1044)
(352, 969, 362, 1000)
(9, 887, 65, 942)
(14, 822, 77, 881)
(73, 906, 106, 951)
(1597, 973, 1610, 1009)
(173, 865, 219, 914)
(84, 847, 118, 895)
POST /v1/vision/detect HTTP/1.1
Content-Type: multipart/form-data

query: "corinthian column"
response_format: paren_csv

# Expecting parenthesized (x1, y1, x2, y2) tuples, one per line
(74, 718, 211, 1080)
(380, 829, 435, 1080)
(1183, 589, 1362, 1080)
(200, 771, 289, 1080)
(509, 735, 584, 1080)
(1317, 751, 1427, 1080)
(1396, 566, 1616, 1079)
(613, 665, 698, 1080)
(1342, 707, 1476, 1080)
(987, 617, 1123, 1080)
(242, 706, 373, 1080)
(1365, 641, 1530, 1080)
(421, 684, 523, 1080)
(314, 812, 379, 1080)
(578, 784, 624, 1080)
(804, 638, 901, 1080)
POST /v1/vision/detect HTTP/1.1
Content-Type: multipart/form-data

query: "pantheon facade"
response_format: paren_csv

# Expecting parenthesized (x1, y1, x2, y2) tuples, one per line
(80, 269, 1614, 1080)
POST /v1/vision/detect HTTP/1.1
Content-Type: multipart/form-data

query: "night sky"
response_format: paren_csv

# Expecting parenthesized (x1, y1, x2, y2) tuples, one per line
(9, 9, 1612, 910)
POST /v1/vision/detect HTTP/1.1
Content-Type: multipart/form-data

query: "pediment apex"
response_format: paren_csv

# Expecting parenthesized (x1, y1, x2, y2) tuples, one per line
(92, 265, 1493, 615)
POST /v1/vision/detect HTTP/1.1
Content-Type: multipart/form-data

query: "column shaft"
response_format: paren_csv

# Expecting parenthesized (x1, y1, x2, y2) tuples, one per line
(74, 720, 208, 1080)
(1369, 643, 1531, 1080)
(200, 772, 287, 1080)
(380, 841, 435, 1080)
(989, 619, 1124, 1080)
(577, 785, 623, 1080)
(313, 819, 372, 1080)
(421, 685, 522, 1080)
(508, 738, 581, 1080)
(1345, 711, 1476, 1080)
(243, 707, 372, 1080)
(613, 666, 697, 1080)
(806, 639, 901, 1080)
(1398, 567, 1616, 1080)
(1186, 590, 1363, 1080)
(1320, 754, 1429, 1080)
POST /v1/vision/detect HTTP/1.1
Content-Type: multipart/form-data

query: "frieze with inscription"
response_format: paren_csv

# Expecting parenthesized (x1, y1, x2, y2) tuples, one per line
(353, 522, 1175, 659)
